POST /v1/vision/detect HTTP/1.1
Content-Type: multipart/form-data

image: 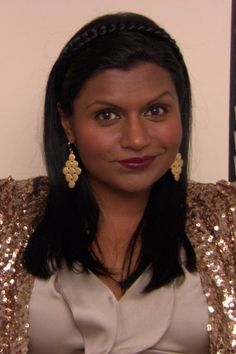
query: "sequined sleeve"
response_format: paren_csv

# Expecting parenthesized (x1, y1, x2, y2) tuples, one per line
(187, 180, 236, 353)
(0, 177, 49, 353)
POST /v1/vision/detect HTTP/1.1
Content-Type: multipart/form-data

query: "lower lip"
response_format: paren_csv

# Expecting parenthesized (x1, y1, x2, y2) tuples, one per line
(118, 158, 154, 170)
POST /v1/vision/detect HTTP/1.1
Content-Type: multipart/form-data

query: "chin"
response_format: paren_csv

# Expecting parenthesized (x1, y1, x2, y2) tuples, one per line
(121, 173, 166, 192)
(115, 181, 156, 194)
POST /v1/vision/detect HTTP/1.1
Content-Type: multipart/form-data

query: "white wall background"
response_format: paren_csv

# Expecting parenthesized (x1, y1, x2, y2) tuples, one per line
(0, 0, 232, 182)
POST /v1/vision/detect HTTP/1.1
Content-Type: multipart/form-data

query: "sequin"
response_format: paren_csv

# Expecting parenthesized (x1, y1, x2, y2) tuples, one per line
(207, 324, 212, 331)
(6, 237, 11, 244)
(3, 263, 11, 272)
(215, 275, 223, 286)
(223, 295, 234, 308)
(228, 311, 236, 322)
(208, 235, 214, 242)
(208, 306, 215, 313)
(0, 213, 3, 226)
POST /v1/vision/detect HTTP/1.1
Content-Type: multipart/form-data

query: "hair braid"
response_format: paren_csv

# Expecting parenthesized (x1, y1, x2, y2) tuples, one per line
(60, 18, 184, 65)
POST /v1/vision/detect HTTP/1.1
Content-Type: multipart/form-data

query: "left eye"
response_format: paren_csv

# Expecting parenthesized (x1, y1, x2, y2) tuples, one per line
(145, 106, 166, 117)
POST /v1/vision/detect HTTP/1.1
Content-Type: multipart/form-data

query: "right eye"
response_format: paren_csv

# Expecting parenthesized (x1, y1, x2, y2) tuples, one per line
(95, 110, 120, 122)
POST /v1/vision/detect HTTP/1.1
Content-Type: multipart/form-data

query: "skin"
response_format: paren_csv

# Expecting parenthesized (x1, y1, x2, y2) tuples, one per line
(60, 62, 182, 299)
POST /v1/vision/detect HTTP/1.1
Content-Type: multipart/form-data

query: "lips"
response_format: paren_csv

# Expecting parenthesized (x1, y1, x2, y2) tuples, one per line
(118, 156, 155, 169)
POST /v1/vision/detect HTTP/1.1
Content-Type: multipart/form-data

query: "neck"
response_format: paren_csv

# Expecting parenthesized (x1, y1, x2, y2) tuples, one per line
(88, 179, 150, 267)
(89, 179, 150, 231)
(88, 180, 150, 289)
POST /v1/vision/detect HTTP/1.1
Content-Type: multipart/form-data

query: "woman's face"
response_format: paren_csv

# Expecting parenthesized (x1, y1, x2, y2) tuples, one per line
(61, 62, 182, 194)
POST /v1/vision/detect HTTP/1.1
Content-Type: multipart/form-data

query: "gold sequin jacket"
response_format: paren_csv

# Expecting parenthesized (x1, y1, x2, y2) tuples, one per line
(0, 177, 235, 353)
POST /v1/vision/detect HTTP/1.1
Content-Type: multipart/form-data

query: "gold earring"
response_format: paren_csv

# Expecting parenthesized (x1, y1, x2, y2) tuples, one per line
(62, 143, 82, 188)
(170, 153, 184, 181)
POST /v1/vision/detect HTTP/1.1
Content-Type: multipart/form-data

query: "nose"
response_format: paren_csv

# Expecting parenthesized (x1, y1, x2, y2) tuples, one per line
(120, 116, 151, 151)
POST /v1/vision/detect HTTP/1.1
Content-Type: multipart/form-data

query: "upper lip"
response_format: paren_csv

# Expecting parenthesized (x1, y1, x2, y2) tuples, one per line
(118, 156, 154, 163)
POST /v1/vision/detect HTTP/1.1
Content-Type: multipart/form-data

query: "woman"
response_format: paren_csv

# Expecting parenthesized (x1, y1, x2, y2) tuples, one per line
(0, 12, 235, 354)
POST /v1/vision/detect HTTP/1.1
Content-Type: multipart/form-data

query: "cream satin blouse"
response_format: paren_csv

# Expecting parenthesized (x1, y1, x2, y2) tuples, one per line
(28, 264, 209, 354)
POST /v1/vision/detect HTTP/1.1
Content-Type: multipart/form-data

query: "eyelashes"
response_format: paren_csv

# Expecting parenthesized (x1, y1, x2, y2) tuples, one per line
(94, 104, 169, 123)
(144, 104, 167, 117)
(95, 110, 120, 122)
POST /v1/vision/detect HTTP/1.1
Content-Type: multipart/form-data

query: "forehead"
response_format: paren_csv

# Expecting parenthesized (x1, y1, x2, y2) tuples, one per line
(76, 62, 177, 103)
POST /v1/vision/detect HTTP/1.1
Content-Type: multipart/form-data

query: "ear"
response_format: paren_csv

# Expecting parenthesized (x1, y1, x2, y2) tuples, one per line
(57, 102, 76, 143)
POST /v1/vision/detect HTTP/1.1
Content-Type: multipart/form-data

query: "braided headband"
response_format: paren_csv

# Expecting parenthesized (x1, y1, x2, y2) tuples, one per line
(60, 20, 183, 64)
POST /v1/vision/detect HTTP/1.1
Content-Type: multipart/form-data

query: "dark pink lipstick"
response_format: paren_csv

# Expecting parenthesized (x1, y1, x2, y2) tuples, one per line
(118, 156, 154, 169)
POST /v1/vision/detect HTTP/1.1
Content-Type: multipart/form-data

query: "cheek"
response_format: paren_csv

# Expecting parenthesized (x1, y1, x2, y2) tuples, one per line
(150, 119, 182, 149)
(73, 126, 119, 162)
(171, 121, 183, 147)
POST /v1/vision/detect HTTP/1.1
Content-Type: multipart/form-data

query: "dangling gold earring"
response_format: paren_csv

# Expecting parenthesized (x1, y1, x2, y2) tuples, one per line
(170, 153, 184, 181)
(62, 142, 82, 188)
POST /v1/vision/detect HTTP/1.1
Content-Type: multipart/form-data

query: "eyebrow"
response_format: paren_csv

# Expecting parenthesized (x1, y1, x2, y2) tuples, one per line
(86, 91, 175, 110)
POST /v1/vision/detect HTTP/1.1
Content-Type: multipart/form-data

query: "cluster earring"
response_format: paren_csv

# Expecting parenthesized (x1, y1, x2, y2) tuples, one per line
(170, 153, 184, 181)
(62, 142, 82, 188)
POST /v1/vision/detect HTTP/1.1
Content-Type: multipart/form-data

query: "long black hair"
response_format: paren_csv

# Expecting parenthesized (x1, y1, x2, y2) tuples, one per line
(23, 12, 196, 291)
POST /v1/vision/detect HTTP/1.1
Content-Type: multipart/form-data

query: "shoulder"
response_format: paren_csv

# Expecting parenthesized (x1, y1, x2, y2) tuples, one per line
(187, 180, 236, 228)
(186, 179, 236, 226)
(0, 176, 50, 228)
(187, 180, 236, 207)
(0, 175, 49, 196)
(0, 176, 49, 200)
